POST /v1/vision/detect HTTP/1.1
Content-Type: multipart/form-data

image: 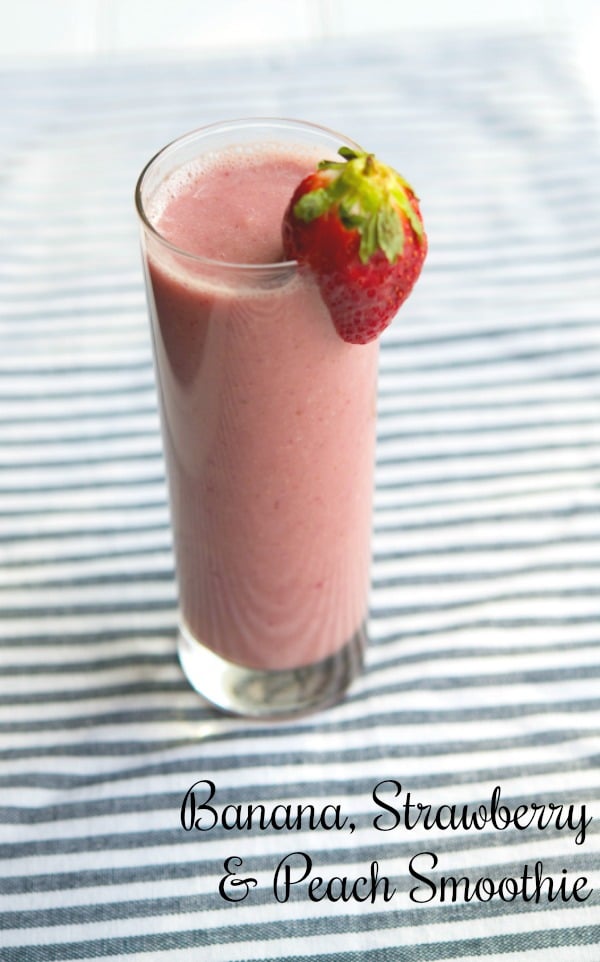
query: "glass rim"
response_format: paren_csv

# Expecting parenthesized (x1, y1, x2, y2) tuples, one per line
(134, 116, 363, 273)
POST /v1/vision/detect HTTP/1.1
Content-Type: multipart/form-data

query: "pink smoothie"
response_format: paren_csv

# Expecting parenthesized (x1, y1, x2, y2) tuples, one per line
(143, 142, 378, 671)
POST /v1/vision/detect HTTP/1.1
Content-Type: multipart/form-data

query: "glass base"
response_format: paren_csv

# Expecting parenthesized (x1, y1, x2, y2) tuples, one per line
(177, 620, 367, 720)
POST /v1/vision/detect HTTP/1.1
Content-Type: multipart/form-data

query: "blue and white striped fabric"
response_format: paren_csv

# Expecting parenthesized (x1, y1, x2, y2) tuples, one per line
(1, 27, 600, 961)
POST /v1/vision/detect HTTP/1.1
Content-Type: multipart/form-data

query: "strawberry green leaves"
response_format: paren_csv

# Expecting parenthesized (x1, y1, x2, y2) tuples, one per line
(375, 205, 403, 263)
(292, 148, 424, 265)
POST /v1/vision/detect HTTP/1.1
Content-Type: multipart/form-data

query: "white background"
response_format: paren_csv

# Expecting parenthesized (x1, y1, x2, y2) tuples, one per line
(1, 0, 599, 61)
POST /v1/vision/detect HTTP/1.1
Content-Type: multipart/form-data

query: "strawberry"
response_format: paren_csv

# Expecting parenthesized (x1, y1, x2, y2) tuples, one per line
(282, 147, 427, 344)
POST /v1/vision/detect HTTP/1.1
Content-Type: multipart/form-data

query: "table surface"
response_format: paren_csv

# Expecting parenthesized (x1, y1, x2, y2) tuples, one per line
(1, 26, 600, 962)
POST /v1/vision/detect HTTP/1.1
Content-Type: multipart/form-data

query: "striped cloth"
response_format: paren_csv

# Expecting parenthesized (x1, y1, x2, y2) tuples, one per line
(1, 27, 600, 961)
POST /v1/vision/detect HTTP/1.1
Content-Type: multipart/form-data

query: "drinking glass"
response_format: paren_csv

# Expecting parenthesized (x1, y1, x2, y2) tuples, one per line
(135, 119, 378, 718)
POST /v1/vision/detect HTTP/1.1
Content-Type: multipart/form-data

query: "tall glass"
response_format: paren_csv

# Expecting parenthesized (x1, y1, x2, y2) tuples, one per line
(135, 119, 378, 719)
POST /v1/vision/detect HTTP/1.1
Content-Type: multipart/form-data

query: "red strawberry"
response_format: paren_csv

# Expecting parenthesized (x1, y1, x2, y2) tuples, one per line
(282, 147, 427, 344)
